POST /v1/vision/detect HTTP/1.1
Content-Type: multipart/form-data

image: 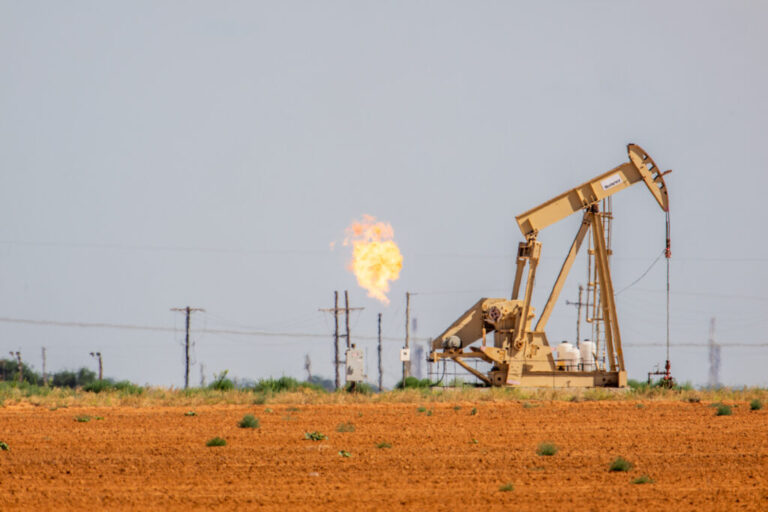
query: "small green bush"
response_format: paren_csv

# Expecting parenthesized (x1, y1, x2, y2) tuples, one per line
(632, 475, 654, 484)
(252, 376, 324, 393)
(499, 482, 514, 492)
(336, 422, 355, 433)
(184, 411, 197, 417)
(0, 441, 8, 451)
(209, 371, 234, 391)
(536, 442, 558, 456)
(416, 406, 427, 413)
(716, 404, 732, 416)
(376, 441, 392, 449)
(338, 450, 351, 457)
(396, 376, 434, 389)
(750, 399, 762, 411)
(74, 415, 91, 423)
(206, 437, 226, 447)
(609, 457, 633, 472)
(304, 431, 327, 441)
(470, 407, 478, 416)
(238, 414, 260, 429)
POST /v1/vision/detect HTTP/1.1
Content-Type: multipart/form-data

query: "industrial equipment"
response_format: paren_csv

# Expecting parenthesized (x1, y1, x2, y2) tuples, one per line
(429, 144, 670, 388)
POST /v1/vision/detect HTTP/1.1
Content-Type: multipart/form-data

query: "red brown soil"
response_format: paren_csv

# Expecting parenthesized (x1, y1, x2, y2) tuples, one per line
(0, 400, 766, 510)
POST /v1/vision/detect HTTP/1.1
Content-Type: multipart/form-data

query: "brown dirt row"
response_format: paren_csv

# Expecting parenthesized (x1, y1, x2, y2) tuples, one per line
(0, 400, 765, 510)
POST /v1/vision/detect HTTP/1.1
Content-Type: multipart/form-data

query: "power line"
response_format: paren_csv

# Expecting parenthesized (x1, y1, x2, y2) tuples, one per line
(0, 315, 766, 347)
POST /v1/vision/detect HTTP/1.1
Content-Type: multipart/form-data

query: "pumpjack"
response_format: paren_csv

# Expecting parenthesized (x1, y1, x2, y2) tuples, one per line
(429, 144, 670, 387)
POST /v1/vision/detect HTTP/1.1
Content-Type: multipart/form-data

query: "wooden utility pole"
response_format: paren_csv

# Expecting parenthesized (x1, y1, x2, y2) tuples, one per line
(566, 284, 586, 346)
(403, 292, 411, 380)
(320, 291, 363, 390)
(90, 352, 103, 381)
(304, 354, 312, 382)
(171, 306, 205, 389)
(344, 290, 351, 349)
(41, 347, 47, 386)
(377, 313, 383, 391)
(9, 351, 21, 384)
(319, 291, 340, 390)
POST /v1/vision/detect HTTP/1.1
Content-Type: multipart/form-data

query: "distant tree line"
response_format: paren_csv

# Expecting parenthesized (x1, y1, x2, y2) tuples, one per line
(0, 357, 98, 388)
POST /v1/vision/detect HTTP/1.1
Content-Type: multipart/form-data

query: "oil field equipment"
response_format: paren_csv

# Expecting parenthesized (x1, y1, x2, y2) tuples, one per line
(429, 144, 670, 388)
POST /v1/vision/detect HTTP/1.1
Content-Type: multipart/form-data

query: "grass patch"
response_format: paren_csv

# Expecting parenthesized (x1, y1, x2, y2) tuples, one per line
(453, 405, 461, 411)
(536, 442, 558, 456)
(376, 441, 392, 449)
(715, 404, 732, 416)
(304, 431, 327, 441)
(206, 437, 226, 447)
(184, 411, 197, 416)
(750, 399, 762, 411)
(632, 474, 654, 484)
(470, 438, 479, 445)
(336, 422, 355, 433)
(636, 403, 646, 409)
(470, 407, 478, 415)
(426, 409, 433, 416)
(338, 450, 351, 457)
(0, 441, 8, 451)
(498, 482, 514, 492)
(74, 415, 91, 423)
(238, 414, 260, 429)
(416, 406, 427, 413)
(609, 457, 633, 472)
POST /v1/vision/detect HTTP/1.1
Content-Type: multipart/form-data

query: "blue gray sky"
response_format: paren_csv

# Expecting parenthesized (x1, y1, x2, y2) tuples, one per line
(1, 1, 766, 388)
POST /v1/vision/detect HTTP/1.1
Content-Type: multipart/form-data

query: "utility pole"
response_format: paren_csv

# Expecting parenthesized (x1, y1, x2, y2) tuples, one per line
(9, 351, 21, 384)
(171, 306, 205, 389)
(319, 291, 341, 390)
(304, 354, 312, 382)
(320, 291, 363, 390)
(565, 284, 586, 346)
(708, 317, 720, 388)
(344, 290, 352, 349)
(403, 292, 411, 380)
(377, 313, 383, 391)
(90, 352, 103, 381)
(42, 347, 48, 386)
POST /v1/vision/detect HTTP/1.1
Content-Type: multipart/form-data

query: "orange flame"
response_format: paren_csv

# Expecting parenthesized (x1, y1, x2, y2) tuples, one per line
(343, 215, 403, 304)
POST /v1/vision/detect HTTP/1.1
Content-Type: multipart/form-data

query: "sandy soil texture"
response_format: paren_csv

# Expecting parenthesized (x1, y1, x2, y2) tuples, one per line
(0, 400, 765, 510)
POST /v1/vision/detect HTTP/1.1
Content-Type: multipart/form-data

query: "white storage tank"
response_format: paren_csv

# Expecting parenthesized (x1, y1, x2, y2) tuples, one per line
(580, 341, 597, 371)
(556, 342, 580, 371)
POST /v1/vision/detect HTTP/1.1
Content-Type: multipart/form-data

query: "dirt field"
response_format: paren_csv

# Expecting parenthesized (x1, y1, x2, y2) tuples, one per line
(0, 399, 765, 510)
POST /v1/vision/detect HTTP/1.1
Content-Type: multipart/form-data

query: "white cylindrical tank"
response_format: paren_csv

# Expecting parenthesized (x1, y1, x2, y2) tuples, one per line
(580, 341, 596, 371)
(557, 342, 581, 371)
(567, 345, 581, 371)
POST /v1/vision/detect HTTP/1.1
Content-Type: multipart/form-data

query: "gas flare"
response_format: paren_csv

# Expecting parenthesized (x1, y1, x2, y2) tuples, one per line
(343, 215, 403, 304)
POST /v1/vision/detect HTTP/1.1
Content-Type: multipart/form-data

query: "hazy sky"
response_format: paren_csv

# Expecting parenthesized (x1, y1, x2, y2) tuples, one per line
(1, 1, 766, 388)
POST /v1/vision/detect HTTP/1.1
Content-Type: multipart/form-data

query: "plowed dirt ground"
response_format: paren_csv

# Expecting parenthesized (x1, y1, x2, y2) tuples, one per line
(0, 400, 765, 510)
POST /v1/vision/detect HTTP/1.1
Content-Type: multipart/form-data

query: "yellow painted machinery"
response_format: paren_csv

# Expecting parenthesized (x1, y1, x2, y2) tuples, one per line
(429, 144, 670, 388)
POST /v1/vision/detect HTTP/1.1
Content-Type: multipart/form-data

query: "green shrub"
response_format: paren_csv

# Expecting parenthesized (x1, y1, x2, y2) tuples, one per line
(632, 475, 654, 484)
(304, 431, 327, 441)
(336, 422, 355, 433)
(470, 407, 478, 416)
(184, 411, 197, 417)
(609, 457, 633, 472)
(396, 376, 434, 389)
(252, 376, 324, 393)
(338, 450, 351, 457)
(536, 442, 558, 456)
(206, 437, 226, 447)
(0, 441, 8, 451)
(209, 371, 234, 391)
(376, 441, 392, 449)
(74, 415, 91, 423)
(716, 404, 732, 416)
(499, 482, 514, 492)
(416, 406, 427, 413)
(750, 399, 762, 411)
(238, 414, 259, 429)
